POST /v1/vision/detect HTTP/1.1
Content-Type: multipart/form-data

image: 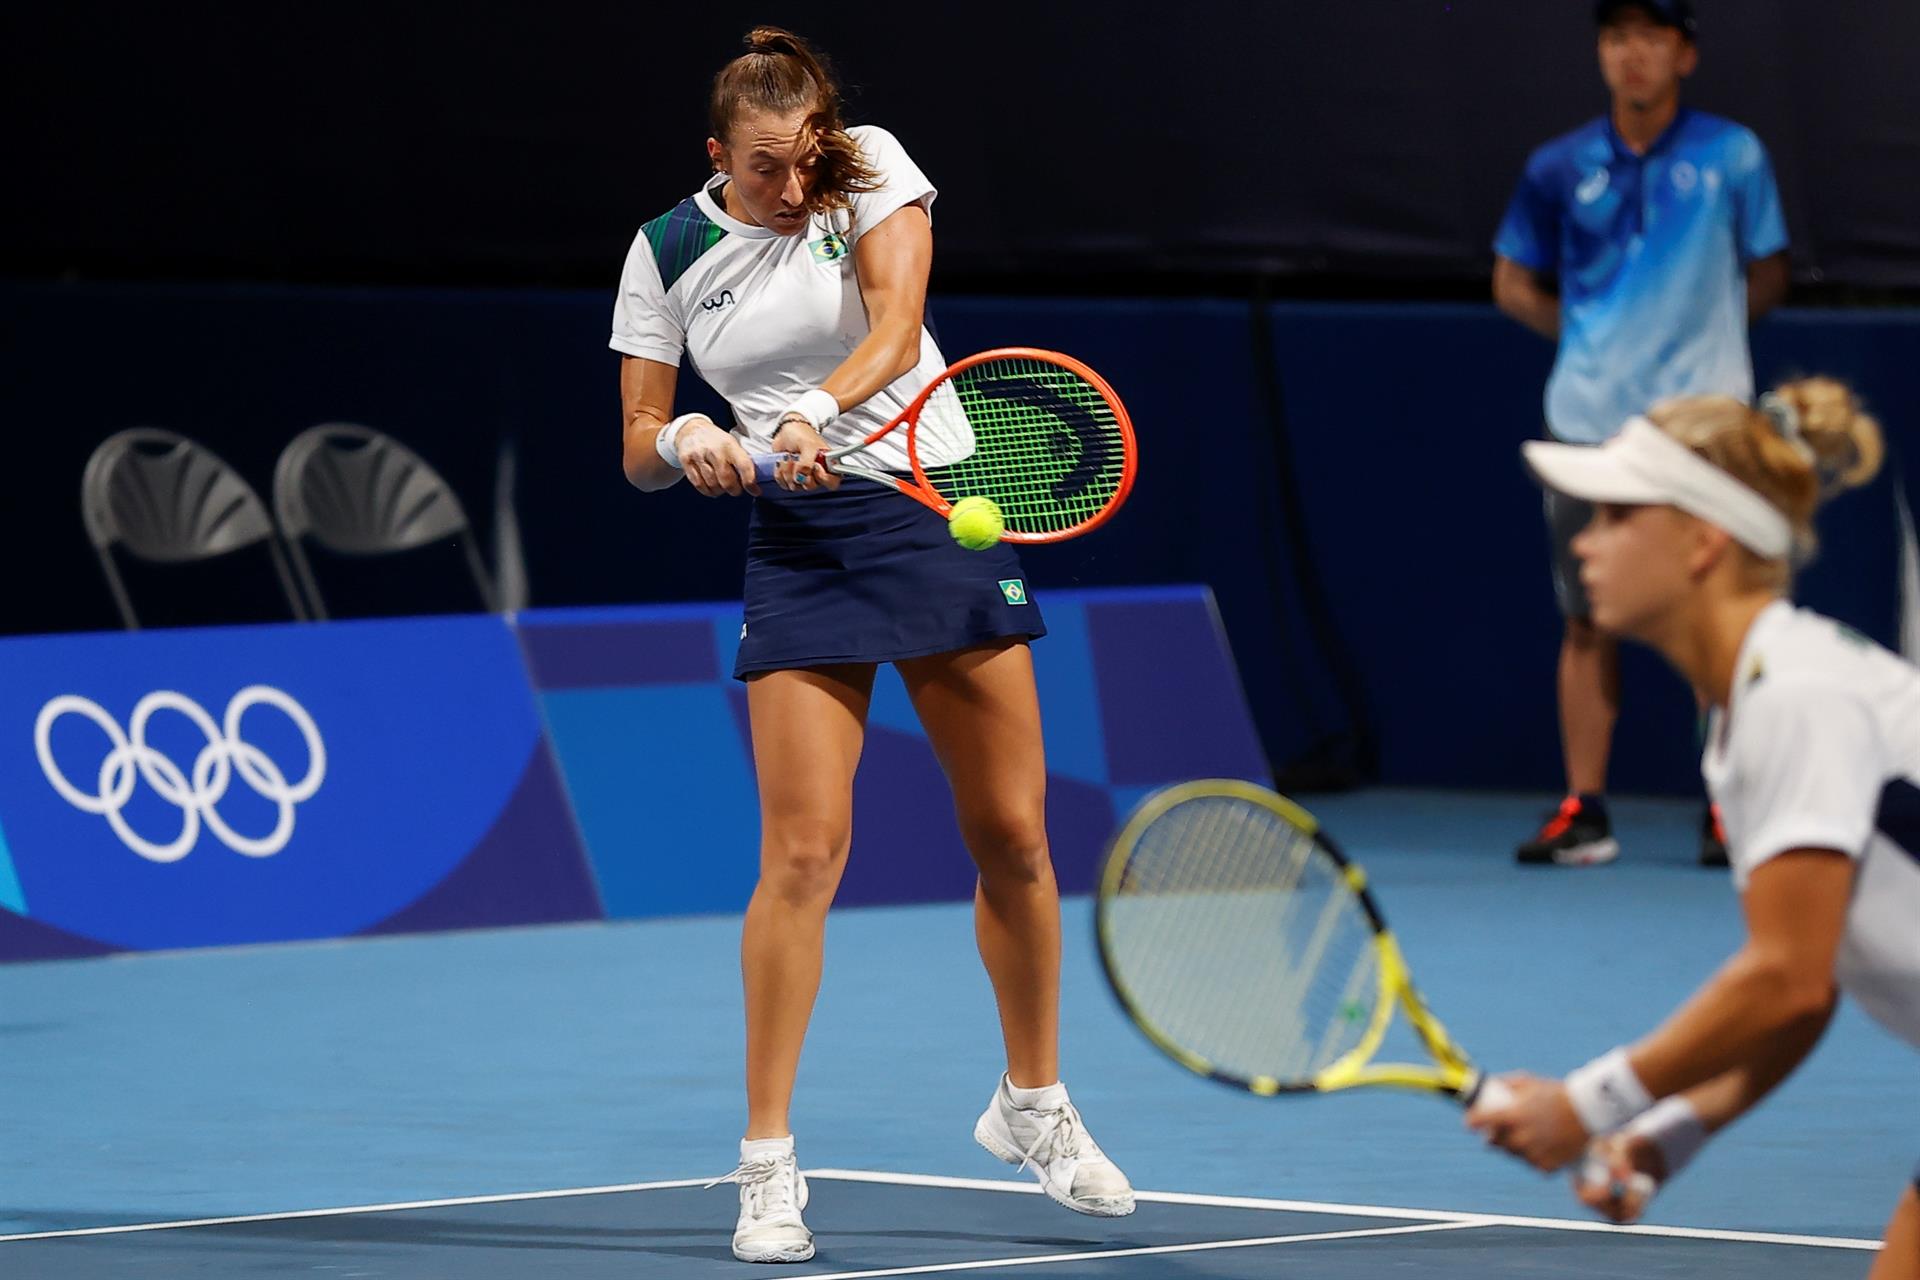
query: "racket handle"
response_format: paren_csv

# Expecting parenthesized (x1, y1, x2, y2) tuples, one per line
(749, 452, 795, 485)
(1465, 1073, 1515, 1111)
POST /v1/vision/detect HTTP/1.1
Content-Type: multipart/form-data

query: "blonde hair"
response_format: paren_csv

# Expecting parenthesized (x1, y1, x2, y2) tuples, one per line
(708, 27, 881, 215)
(1646, 376, 1885, 584)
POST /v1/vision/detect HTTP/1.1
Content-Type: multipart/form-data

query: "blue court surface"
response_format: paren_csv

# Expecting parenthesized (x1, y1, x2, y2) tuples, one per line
(0, 791, 1904, 1277)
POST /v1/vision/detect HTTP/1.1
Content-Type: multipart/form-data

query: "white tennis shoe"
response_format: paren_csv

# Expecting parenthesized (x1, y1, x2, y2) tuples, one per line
(973, 1075, 1135, 1216)
(711, 1137, 813, 1263)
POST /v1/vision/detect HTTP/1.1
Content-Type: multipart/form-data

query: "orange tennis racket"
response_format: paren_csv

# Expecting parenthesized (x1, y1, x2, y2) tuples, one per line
(750, 348, 1137, 543)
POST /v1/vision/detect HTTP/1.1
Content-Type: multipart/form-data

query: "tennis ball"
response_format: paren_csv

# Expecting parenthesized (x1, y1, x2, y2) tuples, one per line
(947, 496, 1005, 550)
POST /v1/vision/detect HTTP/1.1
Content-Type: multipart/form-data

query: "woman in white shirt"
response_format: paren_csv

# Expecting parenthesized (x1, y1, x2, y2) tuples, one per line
(612, 27, 1132, 1265)
(1467, 376, 1917, 1279)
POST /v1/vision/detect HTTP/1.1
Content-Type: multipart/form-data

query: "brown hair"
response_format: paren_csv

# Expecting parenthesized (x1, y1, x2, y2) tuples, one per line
(708, 27, 880, 214)
(1647, 376, 1885, 581)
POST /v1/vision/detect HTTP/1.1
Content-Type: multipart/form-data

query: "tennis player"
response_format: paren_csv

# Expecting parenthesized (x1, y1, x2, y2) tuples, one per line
(1466, 378, 1918, 1278)
(611, 27, 1133, 1264)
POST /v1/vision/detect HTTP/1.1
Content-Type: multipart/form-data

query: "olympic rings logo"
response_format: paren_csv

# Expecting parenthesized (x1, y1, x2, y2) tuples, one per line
(34, 687, 326, 863)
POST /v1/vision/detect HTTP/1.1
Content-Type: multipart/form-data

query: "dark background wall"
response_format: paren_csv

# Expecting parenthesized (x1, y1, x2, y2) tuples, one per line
(1, 2, 1915, 795)
(3, 282, 1912, 794)
(4, 2, 1917, 288)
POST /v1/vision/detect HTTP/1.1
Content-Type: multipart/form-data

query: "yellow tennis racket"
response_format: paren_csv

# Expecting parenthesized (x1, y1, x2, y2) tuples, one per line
(1095, 779, 1508, 1107)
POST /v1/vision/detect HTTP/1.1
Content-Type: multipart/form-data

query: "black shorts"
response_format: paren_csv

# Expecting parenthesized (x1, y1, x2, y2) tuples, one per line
(733, 477, 1046, 679)
(1544, 487, 1595, 620)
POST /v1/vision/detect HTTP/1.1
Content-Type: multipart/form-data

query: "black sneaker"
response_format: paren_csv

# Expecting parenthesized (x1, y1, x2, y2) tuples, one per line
(1699, 804, 1729, 868)
(1515, 796, 1620, 866)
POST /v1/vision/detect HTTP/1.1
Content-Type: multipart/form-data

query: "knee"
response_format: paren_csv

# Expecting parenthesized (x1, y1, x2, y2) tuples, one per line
(963, 807, 1053, 886)
(759, 819, 849, 906)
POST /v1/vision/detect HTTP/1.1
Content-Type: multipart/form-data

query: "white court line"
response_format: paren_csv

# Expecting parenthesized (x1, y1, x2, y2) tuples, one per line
(808, 1169, 1882, 1252)
(791, 1221, 1485, 1280)
(0, 1176, 713, 1244)
(0, 1166, 1879, 1253)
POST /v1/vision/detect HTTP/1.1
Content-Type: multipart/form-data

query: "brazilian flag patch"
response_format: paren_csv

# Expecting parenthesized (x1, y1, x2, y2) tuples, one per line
(808, 232, 849, 263)
(999, 579, 1028, 606)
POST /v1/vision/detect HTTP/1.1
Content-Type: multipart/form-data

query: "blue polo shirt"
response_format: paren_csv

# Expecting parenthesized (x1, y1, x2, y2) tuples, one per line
(1495, 109, 1788, 444)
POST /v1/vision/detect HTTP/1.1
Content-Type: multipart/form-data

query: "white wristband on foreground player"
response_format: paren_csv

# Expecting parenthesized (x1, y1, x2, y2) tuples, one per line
(654, 413, 709, 469)
(779, 389, 839, 433)
(1622, 1095, 1708, 1179)
(1564, 1047, 1655, 1135)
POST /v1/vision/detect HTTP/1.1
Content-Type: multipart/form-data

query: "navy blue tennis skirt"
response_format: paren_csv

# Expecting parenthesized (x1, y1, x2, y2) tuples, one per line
(733, 477, 1046, 679)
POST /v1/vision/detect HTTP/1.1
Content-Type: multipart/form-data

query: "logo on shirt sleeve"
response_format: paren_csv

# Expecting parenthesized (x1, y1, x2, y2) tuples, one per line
(808, 232, 849, 263)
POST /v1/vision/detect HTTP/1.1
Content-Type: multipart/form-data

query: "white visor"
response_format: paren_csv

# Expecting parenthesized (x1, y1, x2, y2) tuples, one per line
(1522, 418, 1793, 560)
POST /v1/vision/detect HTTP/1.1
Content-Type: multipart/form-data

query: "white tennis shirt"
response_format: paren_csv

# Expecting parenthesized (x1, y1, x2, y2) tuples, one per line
(1704, 600, 1920, 1048)
(610, 125, 957, 473)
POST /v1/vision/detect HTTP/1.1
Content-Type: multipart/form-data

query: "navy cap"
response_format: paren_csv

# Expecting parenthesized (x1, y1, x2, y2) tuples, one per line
(1595, 0, 1697, 37)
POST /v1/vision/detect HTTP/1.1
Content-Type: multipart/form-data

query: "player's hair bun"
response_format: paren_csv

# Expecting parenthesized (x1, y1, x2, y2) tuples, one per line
(1774, 376, 1884, 498)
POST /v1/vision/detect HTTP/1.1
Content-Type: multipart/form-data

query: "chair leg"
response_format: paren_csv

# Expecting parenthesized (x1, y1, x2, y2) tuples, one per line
(463, 539, 499, 614)
(272, 539, 320, 621)
(95, 549, 141, 631)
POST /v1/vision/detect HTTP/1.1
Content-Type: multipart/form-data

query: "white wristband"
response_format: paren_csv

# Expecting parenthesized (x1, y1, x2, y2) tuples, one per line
(1564, 1047, 1655, 1135)
(780, 388, 840, 432)
(1623, 1095, 1708, 1179)
(654, 413, 708, 469)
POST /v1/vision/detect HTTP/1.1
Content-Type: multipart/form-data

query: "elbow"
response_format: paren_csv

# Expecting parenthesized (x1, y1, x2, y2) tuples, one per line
(1744, 954, 1837, 1031)
(1491, 281, 1519, 322)
(886, 324, 925, 384)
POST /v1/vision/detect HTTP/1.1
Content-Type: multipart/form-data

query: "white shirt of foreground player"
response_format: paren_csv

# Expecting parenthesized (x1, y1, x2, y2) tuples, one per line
(1703, 599, 1920, 1049)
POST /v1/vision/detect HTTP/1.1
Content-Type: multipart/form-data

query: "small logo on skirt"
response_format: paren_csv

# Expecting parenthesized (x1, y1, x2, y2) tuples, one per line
(999, 579, 1028, 606)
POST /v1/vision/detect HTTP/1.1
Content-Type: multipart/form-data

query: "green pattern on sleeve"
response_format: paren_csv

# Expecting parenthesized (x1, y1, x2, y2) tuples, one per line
(642, 198, 727, 293)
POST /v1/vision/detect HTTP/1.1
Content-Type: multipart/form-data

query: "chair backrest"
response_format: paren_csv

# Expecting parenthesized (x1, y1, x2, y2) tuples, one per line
(80, 428, 304, 629)
(275, 423, 474, 553)
(274, 424, 495, 618)
(82, 428, 277, 562)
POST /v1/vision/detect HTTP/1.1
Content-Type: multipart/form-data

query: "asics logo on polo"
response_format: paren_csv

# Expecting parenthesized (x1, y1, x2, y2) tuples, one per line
(1576, 169, 1610, 205)
(35, 688, 327, 863)
(702, 289, 737, 312)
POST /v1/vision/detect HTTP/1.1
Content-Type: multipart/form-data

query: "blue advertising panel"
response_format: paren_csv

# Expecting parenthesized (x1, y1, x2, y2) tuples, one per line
(0, 616, 600, 959)
(521, 586, 1270, 920)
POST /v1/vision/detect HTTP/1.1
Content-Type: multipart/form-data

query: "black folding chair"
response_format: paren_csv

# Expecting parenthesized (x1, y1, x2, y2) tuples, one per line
(81, 428, 307, 630)
(273, 424, 496, 620)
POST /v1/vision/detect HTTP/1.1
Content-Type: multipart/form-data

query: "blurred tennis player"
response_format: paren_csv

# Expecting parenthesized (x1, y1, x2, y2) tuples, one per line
(1467, 379, 1919, 1279)
(611, 27, 1132, 1264)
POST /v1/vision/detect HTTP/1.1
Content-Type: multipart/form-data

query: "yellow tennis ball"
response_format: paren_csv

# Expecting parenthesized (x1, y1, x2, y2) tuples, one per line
(947, 496, 1005, 550)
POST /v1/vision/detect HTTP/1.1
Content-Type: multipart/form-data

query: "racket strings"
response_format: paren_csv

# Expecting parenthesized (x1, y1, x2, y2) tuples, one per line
(1103, 794, 1378, 1086)
(916, 357, 1128, 535)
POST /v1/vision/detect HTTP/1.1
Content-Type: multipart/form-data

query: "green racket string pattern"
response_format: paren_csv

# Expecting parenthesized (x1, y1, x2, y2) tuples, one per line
(914, 356, 1128, 534)
(1102, 794, 1379, 1087)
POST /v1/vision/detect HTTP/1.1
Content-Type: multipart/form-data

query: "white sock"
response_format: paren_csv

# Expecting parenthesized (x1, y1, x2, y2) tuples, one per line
(1004, 1076, 1067, 1108)
(741, 1135, 795, 1161)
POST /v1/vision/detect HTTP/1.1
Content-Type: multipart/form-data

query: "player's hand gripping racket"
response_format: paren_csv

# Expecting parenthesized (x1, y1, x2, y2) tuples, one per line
(1095, 779, 1511, 1109)
(750, 348, 1136, 543)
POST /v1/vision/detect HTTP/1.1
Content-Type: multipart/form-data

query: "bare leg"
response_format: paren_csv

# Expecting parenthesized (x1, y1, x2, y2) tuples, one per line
(1560, 616, 1620, 797)
(741, 664, 875, 1138)
(899, 641, 1058, 1087)
(1869, 1184, 1920, 1280)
